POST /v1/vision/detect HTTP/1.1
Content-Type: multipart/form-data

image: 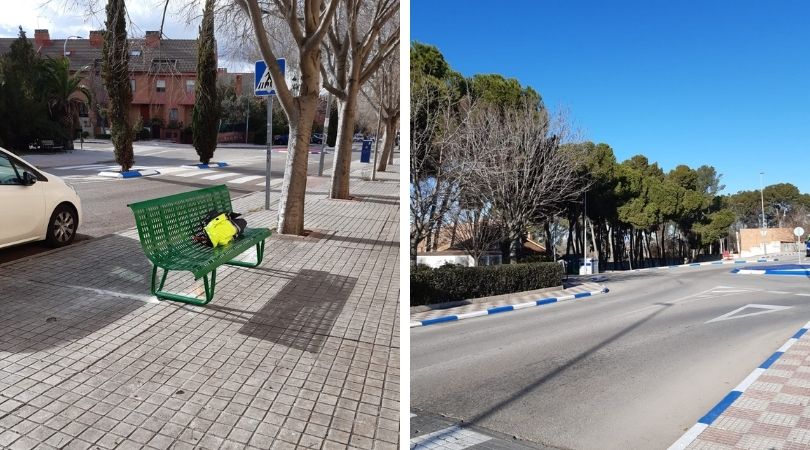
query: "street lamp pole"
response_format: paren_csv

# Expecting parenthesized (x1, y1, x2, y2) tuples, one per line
(760, 171, 767, 255)
(63, 35, 82, 57)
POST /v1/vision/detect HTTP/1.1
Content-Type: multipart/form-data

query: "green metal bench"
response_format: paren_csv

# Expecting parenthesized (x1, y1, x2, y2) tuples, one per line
(128, 185, 271, 305)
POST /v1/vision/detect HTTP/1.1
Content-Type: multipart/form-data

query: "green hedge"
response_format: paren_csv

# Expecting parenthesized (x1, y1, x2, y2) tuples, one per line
(411, 262, 563, 306)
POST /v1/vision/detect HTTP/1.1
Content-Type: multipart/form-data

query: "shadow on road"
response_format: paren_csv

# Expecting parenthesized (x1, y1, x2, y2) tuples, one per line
(467, 303, 673, 427)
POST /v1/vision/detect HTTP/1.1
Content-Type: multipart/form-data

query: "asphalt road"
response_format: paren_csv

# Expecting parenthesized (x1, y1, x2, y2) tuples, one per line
(411, 255, 810, 449)
(0, 140, 356, 264)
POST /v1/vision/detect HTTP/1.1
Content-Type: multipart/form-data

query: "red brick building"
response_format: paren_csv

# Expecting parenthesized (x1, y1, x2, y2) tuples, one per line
(0, 29, 202, 140)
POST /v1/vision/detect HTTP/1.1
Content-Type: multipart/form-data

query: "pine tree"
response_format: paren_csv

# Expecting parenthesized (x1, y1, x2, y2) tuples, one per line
(101, 0, 134, 171)
(192, 0, 219, 164)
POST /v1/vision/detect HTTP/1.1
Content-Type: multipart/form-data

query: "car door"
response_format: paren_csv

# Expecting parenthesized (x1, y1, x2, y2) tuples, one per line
(0, 151, 45, 245)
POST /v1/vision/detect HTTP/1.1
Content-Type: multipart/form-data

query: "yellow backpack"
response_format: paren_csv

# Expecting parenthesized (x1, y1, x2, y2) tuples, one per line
(204, 213, 239, 247)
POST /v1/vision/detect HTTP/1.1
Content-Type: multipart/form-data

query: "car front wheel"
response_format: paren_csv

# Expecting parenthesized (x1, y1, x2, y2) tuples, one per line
(46, 204, 78, 247)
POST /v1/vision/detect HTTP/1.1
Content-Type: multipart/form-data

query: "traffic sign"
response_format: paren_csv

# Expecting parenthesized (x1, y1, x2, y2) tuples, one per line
(255, 58, 286, 96)
(795, 227, 805, 237)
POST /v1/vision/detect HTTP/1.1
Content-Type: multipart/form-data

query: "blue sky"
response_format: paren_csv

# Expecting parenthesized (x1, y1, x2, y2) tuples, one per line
(411, 0, 810, 195)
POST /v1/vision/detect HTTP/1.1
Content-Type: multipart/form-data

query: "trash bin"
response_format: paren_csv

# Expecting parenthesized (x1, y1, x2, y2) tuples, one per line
(360, 140, 372, 163)
(579, 257, 596, 275)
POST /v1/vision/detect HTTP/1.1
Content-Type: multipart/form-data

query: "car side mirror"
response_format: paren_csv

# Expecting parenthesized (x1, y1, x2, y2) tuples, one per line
(21, 172, 37, 186)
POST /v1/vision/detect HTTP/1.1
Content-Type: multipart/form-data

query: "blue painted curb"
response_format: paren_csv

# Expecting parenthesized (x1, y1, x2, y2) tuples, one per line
(669, 320, 810, 449)
(410, 287, 609, 328)
(196, 162, 228, 168)
(121, 170, 143, 178)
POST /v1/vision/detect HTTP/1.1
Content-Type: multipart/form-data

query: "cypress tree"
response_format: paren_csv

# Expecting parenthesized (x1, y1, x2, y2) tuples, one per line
(192, 0, 219, 164)
(101, 0, 134, 172)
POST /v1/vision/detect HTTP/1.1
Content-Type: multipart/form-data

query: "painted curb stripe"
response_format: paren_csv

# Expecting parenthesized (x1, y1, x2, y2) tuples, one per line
(487, 305, 513, 314)
(698, 391, 742, 425)
(411, 289, 607, 328)
(759, 351, 784, 369)
(420, 315, 458, 326)
(669, 324, 810, 449)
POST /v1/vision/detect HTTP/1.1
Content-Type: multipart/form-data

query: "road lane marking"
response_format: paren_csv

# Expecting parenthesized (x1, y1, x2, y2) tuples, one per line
(228, 175, 264, 184)
(172, 170, 210, 177)
(201, 172, 237, 180)
(410, 425, 491, 449)
(55, 164, 110, 170)
(705, 304, 792, 324)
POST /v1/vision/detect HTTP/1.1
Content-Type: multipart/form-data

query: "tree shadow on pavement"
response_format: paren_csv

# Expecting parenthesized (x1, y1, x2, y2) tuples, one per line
(0, 235, 163, 353)
(237, 269, 356, 354)
(467, 303, 673, 427)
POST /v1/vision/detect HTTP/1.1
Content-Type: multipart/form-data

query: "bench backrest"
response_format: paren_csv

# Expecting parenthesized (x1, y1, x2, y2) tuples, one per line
(128, 185, 233, 261)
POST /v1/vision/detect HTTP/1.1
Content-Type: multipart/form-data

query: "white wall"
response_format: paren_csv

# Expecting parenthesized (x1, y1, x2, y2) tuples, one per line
(416, 255, 474, 268)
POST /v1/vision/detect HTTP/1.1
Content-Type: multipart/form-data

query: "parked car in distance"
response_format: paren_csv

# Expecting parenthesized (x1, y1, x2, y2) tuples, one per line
(806, 240, 810, 257)
(353, 133, 363, 142)
(0, 146, 82, 249)
(311, 133, 324, 144)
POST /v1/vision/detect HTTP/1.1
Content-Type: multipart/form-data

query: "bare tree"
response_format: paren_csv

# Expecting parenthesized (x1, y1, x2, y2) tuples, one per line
(362, 53, 399, 172)
(322, 0, 399, 199)
(231, 0, 338, 235)
(410, 80, 454, 265)
(447, 102, 588, 263)
(449, 200, 503, 266)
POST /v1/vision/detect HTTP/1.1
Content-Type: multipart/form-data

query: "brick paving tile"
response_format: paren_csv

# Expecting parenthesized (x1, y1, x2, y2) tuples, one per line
(0, 164, 400, 448)
(686, 326, 810, 449)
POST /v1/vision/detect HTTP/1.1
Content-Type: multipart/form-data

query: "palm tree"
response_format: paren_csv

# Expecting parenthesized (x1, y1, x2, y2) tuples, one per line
(40, 57, 92, 149)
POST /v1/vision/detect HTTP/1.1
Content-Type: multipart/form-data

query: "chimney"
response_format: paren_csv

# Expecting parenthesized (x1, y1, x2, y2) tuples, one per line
(235, 74, 242, 97)
(145, 30, 160, 48)
(89, 30, 104, 48)
(34, 29, 51, 48)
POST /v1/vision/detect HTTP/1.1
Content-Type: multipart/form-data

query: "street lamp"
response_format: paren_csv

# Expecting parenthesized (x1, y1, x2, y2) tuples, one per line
(63, 35, 82, 57)
(760, 171, 767, 255)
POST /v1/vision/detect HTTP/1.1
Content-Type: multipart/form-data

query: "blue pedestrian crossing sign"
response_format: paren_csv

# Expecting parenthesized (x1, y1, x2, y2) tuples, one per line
(255, 58, 285, 96)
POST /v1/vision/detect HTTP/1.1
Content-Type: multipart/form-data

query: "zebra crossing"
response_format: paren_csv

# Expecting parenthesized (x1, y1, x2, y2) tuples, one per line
(49, 162, 277, 189)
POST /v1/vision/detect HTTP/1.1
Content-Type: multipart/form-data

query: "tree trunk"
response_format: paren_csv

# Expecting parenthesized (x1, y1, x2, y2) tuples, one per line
(377, 118, 396, 172)
(329, 81, 360, 199)
(411, 235, 419, 265)
(277, 94, 317, 235)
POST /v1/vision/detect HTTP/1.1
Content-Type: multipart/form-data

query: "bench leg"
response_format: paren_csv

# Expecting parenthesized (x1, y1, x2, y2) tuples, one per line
(150, 265, 216, 306)
(225, 240, 265, 268)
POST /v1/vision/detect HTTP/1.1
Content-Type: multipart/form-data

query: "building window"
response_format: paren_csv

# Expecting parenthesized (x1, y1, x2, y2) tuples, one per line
(156, 79, 166, 93)
(169, 108, 178, 122)
(130, 49, 141, 57)
(185, 80, 195, 93)
(129, 79, 135, 93)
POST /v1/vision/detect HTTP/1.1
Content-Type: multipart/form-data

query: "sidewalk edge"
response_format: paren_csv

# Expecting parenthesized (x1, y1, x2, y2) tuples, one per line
(409, 287, 609, 328)
(667, 320, 810, 450)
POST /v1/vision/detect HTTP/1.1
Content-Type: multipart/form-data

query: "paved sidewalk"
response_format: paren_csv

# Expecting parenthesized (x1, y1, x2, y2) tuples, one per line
(672, 320, 810, 449)
(410, 282, 607, 326)
(0, 165, 400, 449)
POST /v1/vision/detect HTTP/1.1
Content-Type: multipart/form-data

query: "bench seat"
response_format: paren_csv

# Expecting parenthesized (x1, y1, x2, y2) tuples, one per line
(128, 185, 272, 305)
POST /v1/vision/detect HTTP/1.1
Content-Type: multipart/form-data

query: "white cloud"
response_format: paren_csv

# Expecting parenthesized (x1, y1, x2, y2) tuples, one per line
(0, 0, 251, 70)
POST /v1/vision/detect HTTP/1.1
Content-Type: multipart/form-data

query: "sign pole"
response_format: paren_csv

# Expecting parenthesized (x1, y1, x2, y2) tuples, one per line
(318, 95, 331, 176)
(265, 96, 273, 210)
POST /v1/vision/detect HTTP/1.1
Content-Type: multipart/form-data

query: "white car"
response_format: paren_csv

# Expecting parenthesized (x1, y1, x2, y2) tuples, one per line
(0, 146, 82, 248)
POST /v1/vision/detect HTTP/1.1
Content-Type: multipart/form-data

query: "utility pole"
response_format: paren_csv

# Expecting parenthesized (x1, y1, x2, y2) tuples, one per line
(760, 171, 767, 255)
(265, 96, 273, 210)
(372, 103, 382, 181)
(318, 95, 331, 176)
